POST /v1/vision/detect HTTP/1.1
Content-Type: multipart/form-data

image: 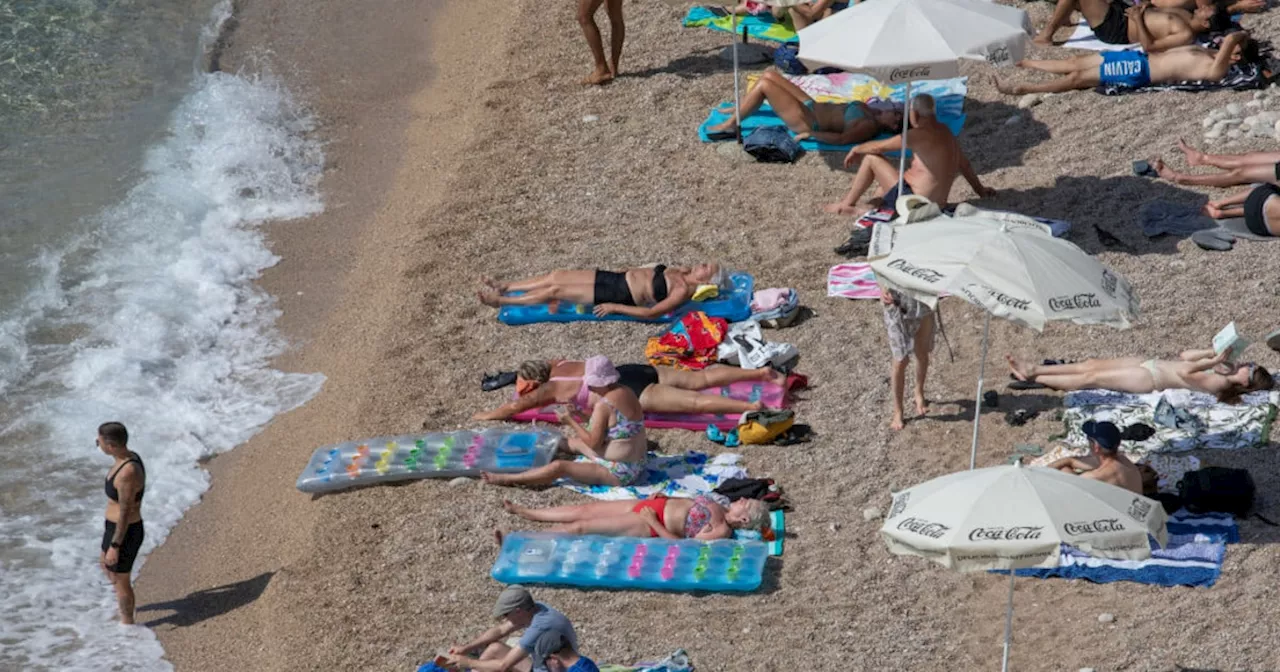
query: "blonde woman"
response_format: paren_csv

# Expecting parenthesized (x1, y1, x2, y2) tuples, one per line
(478, 263, 724, 319)
(499, 494, 771, 540)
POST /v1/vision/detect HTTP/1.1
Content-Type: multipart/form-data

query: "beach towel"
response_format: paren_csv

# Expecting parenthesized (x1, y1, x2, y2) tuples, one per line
(682, 6, 798, 43)
(497, 272, 753, 325)
(735, 509, 785, 555)
(512, 380, 788, 431)
(1032, 443, 1200, 493)
(1054, 388, 1278, 457)
(699, 74, 967, 152)
(557, 451, 748, 500)
(827, 262, 881, 300)
(1002, 510, 1237, 587)
(1097, 62, 1264, 95)
(599, 650, 696, 672)
(1064, 17, 1139, 52)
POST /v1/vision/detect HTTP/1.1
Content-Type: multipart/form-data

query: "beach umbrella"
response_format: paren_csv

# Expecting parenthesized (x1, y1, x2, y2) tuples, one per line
(882, 462, 1168, 671)
(727, 0, 808, 142)
(797, 0, 1031, 192)
(868, 210, 1139, 468)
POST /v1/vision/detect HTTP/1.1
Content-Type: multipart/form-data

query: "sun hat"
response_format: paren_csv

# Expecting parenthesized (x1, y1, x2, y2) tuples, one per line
(492, 585, 535, 619)
(1082, 420, 1122, 453)
(582, 355, 620, 387)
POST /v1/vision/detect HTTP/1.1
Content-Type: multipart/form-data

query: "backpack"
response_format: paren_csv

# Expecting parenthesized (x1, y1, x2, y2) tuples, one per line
(1178, 467, 1255, 517)
(743, 127, 802, 164)
(772, 44, 809, 75)
(737, 409, 795, 444)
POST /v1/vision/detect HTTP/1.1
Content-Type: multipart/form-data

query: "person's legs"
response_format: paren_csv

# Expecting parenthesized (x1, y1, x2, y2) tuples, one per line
(1175, 139, 1280, 169)
(577, 0, 612, 85)
(481, 460, 620, 487)
(654, 364, 777, 389)
(711, 71, 815, 134)
(605, 0, 624, 78)
(996, 69, 1097, 95)
(889, 357, 909, 431)
(639, 384, 765, 414)
(503, 499, 635, 522)
(552, 513, 655, 537)
(912, 314, 935, 417)
(823, 155, 900, 215)
(480, 641, 534, 671)
(1153, 158, 1277, 188)
(110, 572, 136, 625)
(1007, 355, 1145, 380)
(1035, 0, 1093, 44)
(1017, 55, 1096, 74)
(1032, 367, 1155, 394)
(497, 269, 595, 293)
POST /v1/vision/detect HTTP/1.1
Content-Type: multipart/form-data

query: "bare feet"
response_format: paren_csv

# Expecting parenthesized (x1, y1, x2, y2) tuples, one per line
(1176, 138, 1205, 167)
(501, 499, 519, 515)
(823, 201, 868, 216)
(1151, 158, 1177, 181)
(914, 394, 928, 417)
(493, 529, 505, 546)
(993, 77, 1020, 95)
(582, 68, 613, 86)
(709, 119, 740, 134)
(481, 276, 506, 291)
(1005, 354, 1034, 381)
(890, 411, 905, 431)
(1203, 202, 1227, 219)
(478, 290, 500, 307)
(749, 401, 766, 412)
(1032, 33, 1055, 47)
(480, 471, 512, 486)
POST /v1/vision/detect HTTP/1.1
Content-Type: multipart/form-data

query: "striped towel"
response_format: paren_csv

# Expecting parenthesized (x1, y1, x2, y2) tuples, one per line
(828, 263, 881, 300)
(558, 452, 747, 500)
(1005, 510, 1237, 587)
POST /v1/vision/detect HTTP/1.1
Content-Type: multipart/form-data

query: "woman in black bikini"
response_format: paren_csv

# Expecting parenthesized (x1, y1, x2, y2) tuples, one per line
(478, 263, 724, 319)
(98, 421, 145, 625)
(472, 359, 780, 421)
(1204, 183, 1280, 238)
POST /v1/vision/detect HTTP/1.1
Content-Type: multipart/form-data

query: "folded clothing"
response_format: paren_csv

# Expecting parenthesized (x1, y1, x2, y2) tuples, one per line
(681, 5, 797, 43)
(717, 320, 799, 371)
(556, 451, 747, 500)
(646, 311, 729, 371)
(498, 272, 753, 325)
(512, 380, 788, 431)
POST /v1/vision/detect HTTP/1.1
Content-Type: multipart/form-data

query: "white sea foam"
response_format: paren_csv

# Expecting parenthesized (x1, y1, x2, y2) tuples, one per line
(0, 43, 326, 672)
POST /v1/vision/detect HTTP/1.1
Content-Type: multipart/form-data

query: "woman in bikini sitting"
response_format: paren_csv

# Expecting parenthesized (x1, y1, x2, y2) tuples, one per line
(706, 68, 904, 145)
(473, 358, 780, 423)
(483, 357, 648, 488)
(1006, 349, 1273, 403)
(478, 263, 724, 320)
(498, 494, 770, 540)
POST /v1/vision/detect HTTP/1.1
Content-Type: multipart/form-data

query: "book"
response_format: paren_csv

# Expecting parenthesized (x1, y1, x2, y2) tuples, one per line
(1212, 321, 1250, 361)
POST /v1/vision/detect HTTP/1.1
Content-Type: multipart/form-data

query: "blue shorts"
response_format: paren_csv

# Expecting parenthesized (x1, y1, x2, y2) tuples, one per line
(881, 181, 914, 213)
(1098, 50, 1150, 88)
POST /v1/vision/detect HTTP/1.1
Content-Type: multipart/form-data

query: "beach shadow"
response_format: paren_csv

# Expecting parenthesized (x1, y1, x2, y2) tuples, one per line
(981, 175, 1211, 256)
(138, 571, 273, 629)
(959, 97, 1051, 172)
(922, 392, 1062, 425)
(621, 47, 746, 81)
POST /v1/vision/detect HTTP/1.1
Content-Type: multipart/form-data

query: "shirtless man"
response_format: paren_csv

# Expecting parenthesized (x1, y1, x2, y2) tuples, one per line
(822, 94, 996, 217)
(1034, 0, 1229, 50)
(996, 31, 1255, 95)
(1152, 138, 1280, 189)
(98, 421, 146, 625)
(1048, 420, 1143, 494)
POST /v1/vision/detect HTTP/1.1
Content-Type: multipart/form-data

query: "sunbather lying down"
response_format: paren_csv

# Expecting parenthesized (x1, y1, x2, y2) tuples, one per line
(995, 31, 1257, 95)
(1006, 350, 1273, 403)
(1152, 139, 1280, 190)
(479, 263, 724, 319)
(499, 494, 768, 540)
(473, 359, 784, 422)
(707, 68, 903, 146)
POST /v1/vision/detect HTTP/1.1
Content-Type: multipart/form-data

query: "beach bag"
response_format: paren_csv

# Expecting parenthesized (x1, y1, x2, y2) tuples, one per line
(1178, 467, 1255, 517)
(737, 409, 795, 444)
(743, 127, 802, 164)
(772, 44, 809, 75)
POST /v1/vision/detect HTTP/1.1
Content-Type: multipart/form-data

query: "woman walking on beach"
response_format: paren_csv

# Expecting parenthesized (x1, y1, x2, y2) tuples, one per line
(578, 0, 625, 85)
(98, 422, 146, 625)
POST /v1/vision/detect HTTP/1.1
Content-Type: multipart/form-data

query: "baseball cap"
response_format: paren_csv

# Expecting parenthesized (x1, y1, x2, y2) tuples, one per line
(1082, 420, 1121, 452)
(530, 630, 570, 668)
(582, 355, 620, 388)
(492, 585, 535, 619)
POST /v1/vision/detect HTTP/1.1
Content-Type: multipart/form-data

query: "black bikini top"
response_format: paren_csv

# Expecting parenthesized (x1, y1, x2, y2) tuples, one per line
(652, 264, 669, 302)
(105, 455, 146, 504)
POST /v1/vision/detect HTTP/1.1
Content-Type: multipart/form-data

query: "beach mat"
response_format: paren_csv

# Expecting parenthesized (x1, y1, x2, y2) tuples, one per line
(699, 74, 967, 152)
(492, 532, 768, 592)
(497, 272, 753, 325)
(1055, 388, 1278, 455)
(513, 380, 788, 431)
(558, 451, 748, 500)
(735, 509, 784, 555)
(682, 6, 797, 43)
(997, 510, 1237, 587)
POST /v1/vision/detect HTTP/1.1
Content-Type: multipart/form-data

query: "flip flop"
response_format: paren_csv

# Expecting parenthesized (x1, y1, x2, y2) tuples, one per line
(1191, 229, 1234, 251)
(481, 371, 517, 392)
(1267, 328, 1280, 352)
(1007, 376, 1046, 390)
(705, 129, 738, 141)
(1132, 159, 1159, 178)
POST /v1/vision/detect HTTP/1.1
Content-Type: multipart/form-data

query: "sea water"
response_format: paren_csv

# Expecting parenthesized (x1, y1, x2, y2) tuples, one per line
(0, 1, 326, 669)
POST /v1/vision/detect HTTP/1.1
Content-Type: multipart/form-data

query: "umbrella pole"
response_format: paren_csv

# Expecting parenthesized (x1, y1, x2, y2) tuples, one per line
(1000, 571, 1016, 672)
(732, 13, 742, 144)
(896, 80, 911, 198)
(968, 311, 991, 471)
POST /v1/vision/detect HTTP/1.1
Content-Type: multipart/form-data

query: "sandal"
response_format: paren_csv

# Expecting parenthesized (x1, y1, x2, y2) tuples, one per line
(481, 371, 517, 392)
(1007, 378, 1047, 390)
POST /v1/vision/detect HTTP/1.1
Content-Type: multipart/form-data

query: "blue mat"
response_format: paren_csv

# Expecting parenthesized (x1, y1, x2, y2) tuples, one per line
(498, 272, 753, 325)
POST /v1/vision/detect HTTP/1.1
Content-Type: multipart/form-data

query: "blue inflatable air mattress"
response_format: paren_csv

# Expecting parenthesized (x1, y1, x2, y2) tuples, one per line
(497, 272, 754, 325)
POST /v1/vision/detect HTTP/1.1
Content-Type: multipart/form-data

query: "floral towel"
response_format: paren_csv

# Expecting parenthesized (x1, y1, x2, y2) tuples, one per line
(600, 650, 695, 672)
(1057, 389, 1278, 455)
(558, 452, 747, 500)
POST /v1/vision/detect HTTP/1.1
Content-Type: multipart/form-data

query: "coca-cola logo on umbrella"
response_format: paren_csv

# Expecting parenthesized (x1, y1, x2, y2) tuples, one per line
(889, 66, 931, 81)
(985, 46, 1011, 65)
(889, 492, 910, 519)
(897, 517, 951, 539)
(1063, 518, 1124, 536)
(1047, 293, 1102, 312)
(887, 258, 944, 283)
(967, 526, 1044, 542)
(1126, 497, 1152, 522)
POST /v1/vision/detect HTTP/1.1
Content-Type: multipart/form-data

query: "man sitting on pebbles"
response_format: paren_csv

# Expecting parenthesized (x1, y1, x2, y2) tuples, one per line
(444, 585, 579, 672)
(822, 94, 996, 217)
(1045, 420, 1143, 494)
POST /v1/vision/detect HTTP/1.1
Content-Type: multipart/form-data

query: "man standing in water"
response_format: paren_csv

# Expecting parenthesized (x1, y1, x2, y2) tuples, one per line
(99, 422, 146, 625)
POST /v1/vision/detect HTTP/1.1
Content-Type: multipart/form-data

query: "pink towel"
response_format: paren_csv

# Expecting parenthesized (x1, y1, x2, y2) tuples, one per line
(751, 288, 791, 312)
(827, 263, 881, 300)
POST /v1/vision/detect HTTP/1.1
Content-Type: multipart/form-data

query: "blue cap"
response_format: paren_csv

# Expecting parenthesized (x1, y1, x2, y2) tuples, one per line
(1082, 420, 1121, 452)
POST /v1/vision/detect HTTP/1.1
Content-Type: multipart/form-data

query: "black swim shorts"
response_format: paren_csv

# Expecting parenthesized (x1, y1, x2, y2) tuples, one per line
(616, 363, 661, 398)
(1243, 183, 1280, 237)
(592, 270, 636, 306)
(102, 520, 145, 573)
(1092, 0, 1132, 45)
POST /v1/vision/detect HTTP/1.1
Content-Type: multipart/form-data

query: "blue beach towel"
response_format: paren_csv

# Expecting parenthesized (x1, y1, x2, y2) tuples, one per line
(682, 6, 798, 43)
(699, 76, 968, 153)
(498, 272, 754, 326)
(996, 511, 1238, 588)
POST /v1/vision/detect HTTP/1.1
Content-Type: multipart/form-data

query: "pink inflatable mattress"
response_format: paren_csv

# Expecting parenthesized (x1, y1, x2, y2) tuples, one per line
(511, 380, 787, 431)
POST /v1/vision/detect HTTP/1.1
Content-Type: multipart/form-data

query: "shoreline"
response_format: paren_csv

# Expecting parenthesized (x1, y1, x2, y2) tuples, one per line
(136, 0, 1280, 669)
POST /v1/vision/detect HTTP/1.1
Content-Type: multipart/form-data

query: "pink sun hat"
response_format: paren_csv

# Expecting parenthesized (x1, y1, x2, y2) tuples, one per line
(582, 355, 620, 387)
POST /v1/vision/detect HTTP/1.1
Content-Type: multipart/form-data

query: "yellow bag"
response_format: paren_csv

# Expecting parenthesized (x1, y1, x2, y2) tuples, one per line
(736, 410, 794, 445)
